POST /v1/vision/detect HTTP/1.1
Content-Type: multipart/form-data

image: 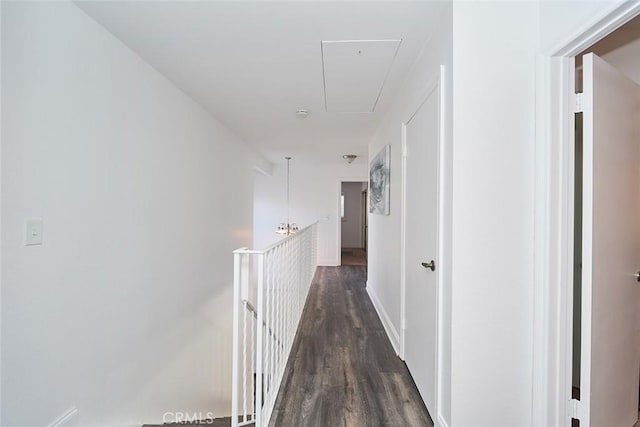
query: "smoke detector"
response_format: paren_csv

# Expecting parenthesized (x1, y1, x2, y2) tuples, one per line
(295, 109, 309, 118)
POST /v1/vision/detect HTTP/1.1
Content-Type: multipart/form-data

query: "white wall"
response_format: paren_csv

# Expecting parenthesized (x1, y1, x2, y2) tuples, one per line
(450, 2, 538, 426)
(538, 0, 626, 54)
(367, 3, 452, 425)
(340, 182, 364, 249)
(365, 3, 631, 426)
(253, 160, 366, 265)
(592, 33, 640, 84)
(1, 3, 266, 426)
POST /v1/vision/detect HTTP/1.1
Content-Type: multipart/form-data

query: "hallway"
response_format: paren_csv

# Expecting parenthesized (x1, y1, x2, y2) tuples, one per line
(341, 248, 367, 266)
(269, 266, 432, 426)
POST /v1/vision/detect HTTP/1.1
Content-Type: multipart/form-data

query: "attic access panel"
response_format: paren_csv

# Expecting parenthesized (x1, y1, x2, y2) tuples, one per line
(321, 40, 401, 113)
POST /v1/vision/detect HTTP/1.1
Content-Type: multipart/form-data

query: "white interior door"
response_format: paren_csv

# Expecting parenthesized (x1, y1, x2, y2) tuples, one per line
(580, 52, 640, 426)
(404, 83, 439, 415)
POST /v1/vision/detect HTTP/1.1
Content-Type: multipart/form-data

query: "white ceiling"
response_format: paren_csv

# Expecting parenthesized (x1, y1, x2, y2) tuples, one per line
(322, 39, 401, 113)
(76, 1, 444, 165)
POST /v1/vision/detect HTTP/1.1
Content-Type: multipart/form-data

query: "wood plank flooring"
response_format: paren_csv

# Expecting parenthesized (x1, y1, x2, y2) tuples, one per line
(341, 248, 367, 266)
(144, 417, 252, 427)
(269, 266, 433, 427)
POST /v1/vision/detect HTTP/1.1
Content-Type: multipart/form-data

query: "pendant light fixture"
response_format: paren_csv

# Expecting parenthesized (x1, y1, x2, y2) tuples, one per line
(342, 154, 358, 164)
(276, 157, 299, 235)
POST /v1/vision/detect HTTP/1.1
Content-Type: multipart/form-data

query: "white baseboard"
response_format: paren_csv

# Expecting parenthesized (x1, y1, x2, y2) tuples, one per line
(366, 284, 401, 355)
(437, 414, 450, 427)
(318, 258, 339, 266)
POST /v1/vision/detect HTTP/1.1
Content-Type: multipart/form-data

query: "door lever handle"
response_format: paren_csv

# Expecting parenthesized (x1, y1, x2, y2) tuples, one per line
(635, 271, 640, 282)
(421, 260, 436, 271)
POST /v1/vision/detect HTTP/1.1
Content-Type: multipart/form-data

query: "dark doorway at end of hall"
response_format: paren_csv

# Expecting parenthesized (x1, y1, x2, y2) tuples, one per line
(340, 181, 368, 266)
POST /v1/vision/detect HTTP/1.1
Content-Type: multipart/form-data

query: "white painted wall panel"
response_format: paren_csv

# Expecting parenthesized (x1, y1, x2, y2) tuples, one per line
(367, 4, 452, 425)
(1, 3, 265, 425)
(451, 2, 537, 426)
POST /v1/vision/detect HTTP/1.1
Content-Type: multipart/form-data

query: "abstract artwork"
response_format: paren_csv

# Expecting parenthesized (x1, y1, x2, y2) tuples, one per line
(369, 144, 390, 215)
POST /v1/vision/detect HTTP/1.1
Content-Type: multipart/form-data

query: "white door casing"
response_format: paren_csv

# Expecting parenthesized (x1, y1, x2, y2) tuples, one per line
(531, 4, 640, 425)
(402, 76, 440, 416)
(579, 52, 640, 426)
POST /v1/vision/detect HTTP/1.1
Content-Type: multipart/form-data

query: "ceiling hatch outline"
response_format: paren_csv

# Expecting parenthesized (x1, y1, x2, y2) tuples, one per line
(321, 39, 403, 113)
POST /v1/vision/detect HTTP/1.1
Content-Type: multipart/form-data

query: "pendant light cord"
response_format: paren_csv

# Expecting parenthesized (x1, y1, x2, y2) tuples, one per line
(286, 156, 291, 227)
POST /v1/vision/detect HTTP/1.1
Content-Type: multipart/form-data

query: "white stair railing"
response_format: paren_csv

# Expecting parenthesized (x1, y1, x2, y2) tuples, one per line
(231, 223, 318, 427)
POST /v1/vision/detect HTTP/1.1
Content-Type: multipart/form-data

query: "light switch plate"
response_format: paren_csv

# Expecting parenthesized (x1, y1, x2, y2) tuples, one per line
(25, 218, 43, 246)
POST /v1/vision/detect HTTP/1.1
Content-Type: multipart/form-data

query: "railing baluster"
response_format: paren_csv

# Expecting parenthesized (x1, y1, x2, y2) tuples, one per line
(276, 246, 281, 407)
(232, 224, 318, 427)
(255, 254, 264, 427)
(263, 253, 269, 405)
(268, 250, 274, 404)
(251, 312, 255, 421)
(242, 302, 247, 423)
(232, 252, 240, 427)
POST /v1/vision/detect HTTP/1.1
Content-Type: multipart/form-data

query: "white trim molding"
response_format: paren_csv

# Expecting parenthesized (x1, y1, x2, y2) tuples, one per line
(317, 258, 339, 267)
(533, 3, 640, 426)
(367, 283, 401, 355)
(399, 121, 407, 359)
(437, 414, 450, 427)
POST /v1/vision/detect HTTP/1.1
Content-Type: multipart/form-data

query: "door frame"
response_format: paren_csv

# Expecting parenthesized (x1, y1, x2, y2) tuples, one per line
(361, 189, 368, 251)
(533, 3, 640, 426)
(336, 177, 368, 266)
(400, 66, 446, 423)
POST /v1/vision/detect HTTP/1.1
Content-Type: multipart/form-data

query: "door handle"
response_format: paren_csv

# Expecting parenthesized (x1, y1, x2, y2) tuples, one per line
(421, 260, 436, 271)
(635, 271, 640, 282)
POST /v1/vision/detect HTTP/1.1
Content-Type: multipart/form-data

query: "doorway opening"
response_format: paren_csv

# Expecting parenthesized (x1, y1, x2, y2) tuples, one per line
(339, 181, 368, 266)
(568, 17, 640, 426)
(537, 7, 640, 426)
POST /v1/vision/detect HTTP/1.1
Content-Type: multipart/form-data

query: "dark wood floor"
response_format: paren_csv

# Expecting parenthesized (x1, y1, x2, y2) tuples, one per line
(269, 266, 433, 427)
(341, 248, 367, 266)
(144, 418, 251, 427)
